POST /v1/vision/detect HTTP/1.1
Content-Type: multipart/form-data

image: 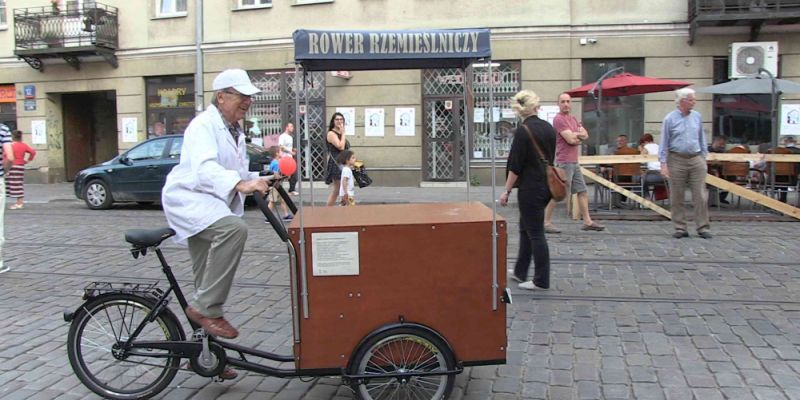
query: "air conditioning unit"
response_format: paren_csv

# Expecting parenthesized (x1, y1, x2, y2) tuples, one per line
(729, 41, 778, 79)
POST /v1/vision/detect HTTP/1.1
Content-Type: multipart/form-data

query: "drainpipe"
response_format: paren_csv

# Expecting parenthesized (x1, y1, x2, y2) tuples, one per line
(195, 0, 204, 114)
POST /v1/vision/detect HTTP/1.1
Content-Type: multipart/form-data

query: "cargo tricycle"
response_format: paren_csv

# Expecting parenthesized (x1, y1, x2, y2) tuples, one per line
(64, 28, 510, 400)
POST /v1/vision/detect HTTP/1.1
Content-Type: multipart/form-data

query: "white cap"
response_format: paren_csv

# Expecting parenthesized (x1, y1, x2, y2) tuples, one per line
(212, 69, 260, 96)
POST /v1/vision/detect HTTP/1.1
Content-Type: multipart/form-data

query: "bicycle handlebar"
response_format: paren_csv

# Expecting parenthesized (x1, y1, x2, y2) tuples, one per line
(254, 191, 290, 242)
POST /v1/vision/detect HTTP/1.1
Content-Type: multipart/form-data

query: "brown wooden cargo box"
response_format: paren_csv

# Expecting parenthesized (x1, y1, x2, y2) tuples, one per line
(286, 202, 507, 371)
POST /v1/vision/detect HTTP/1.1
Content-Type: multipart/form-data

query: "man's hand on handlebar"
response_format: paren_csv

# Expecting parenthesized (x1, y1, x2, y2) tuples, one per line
(235, 178, 270, 195)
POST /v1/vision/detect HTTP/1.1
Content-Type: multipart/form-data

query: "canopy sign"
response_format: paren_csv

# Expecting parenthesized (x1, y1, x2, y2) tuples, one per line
(293, 29, 491, 71)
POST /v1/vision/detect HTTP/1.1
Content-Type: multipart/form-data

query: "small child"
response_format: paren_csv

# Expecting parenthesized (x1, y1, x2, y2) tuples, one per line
(267, 146, 292, 221)
(337, 149, 356, 206)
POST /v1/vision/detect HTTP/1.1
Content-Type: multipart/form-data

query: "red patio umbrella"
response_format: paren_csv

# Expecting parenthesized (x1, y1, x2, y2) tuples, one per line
(565, 72, 691, 98)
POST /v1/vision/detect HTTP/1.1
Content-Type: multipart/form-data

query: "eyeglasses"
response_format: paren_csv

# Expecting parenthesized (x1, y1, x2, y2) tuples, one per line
(223, 89, 251, 100)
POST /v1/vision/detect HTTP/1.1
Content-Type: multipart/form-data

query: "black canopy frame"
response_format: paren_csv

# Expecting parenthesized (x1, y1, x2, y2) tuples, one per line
(289, 28, 501, 326)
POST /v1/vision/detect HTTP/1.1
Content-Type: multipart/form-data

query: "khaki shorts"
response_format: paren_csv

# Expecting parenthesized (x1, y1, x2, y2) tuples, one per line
(555, 162, 587, 194)
(268, 188, 281, 203)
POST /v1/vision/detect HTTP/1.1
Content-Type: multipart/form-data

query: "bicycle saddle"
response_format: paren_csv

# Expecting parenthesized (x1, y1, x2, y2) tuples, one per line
(125, 228, 176, 248)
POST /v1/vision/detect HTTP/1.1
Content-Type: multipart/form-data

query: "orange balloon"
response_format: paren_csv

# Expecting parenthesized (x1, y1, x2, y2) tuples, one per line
(278, 156, 296, 176)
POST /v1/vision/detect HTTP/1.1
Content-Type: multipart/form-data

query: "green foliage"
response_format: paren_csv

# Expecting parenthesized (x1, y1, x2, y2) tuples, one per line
(469, 175, 480, 187)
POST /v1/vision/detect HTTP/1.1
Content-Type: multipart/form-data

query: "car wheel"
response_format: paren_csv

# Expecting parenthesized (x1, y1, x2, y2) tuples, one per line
(84, 180, 113, 210)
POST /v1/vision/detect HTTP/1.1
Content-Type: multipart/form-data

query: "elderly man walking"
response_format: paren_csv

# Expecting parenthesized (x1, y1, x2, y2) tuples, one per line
(659, 87, 711, 239)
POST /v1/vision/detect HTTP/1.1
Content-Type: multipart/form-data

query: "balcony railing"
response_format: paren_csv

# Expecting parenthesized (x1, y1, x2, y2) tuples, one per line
(13, 2, 118, 71)
(690, 0, 800, 20)
(688, 0, 800, 43)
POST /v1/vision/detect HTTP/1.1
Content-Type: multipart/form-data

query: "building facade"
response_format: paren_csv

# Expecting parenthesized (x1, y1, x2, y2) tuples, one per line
(1, 0, 798, 184)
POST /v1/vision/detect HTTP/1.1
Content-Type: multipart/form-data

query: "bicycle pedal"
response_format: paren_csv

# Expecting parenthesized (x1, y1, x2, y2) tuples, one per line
(192, 329, 208, 340)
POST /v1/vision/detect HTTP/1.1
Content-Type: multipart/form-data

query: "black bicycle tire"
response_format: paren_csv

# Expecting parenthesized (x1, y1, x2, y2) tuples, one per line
(66, 293, 182, 400)
(348, 325, 456, 400)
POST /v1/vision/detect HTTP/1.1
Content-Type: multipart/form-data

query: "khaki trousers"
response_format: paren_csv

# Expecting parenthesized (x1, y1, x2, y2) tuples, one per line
(187, 216, 248, 318)
(667, 153, 710, 233)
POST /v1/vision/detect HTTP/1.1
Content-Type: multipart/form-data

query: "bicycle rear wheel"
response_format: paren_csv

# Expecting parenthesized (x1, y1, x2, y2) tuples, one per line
(67, 293, 183, 400)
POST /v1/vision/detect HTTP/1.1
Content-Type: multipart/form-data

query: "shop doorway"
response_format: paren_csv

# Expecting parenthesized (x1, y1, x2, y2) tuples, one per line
(63, 91, 118, 179)
(422, 69, 467, 181)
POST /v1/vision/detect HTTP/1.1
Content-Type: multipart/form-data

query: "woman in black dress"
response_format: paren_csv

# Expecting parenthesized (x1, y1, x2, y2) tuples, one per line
(499, 90, 557, 290)
(325, 112, 349, 206)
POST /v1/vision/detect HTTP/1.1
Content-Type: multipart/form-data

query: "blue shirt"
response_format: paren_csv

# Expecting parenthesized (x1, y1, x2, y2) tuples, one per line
(0, 124, 10, 178)
(269, 159, 279, 173)
(658, 108, 707, 164)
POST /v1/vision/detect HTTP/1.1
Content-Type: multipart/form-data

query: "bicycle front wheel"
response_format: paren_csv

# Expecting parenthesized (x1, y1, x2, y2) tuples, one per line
(348, 326, 456, 400)
(67, 293, 183, 400)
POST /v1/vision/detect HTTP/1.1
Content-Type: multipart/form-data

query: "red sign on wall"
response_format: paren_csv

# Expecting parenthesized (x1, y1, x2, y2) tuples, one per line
(0, 85, 16, 104)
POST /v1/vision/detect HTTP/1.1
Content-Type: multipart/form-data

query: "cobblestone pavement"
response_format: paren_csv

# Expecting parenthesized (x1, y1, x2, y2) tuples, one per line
(1, 193, 799, 399)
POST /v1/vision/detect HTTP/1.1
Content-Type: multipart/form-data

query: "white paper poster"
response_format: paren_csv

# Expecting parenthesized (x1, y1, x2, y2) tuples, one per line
(31, 120, 46, 145)
(781, 104, 800, 136)
(336, 107, 356, 136)
(364, 108, 385, 137)
(473, 107, 485, 123)
(538, 105, 560, 125)
(122, 117, 138, 143)
(311, 232, 360, 276)
(394, 107, 415, 136)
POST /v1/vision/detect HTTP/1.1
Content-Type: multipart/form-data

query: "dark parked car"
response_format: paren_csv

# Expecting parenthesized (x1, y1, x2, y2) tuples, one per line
(74, 135, 271, 209)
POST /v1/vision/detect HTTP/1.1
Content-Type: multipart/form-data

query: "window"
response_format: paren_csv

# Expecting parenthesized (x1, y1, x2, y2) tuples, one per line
(294, 0, 334, 5)
(146, 75, 195, 137)
(127, 139, 167, 161)
(240, 0, 271, 8)
(0, 0, 7, 27)
(711, 57, 773, 146)
(157, 0, 187, 16)
(581, 59, 645, 155)
(168, 137, 183, 159)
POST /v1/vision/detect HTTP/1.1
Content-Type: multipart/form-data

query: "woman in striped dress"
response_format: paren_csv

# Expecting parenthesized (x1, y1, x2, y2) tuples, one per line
(6, 130, 36, 209)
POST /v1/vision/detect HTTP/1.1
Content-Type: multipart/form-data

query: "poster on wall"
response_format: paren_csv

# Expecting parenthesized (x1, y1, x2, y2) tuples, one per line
(538, 105, 560, 125)
(473, 107, 485, 123)
(122, 117, 138, 143)
(394, 107, 415, 136)
(336, 107, 356, 136)
(781, 104, 800, 136)
(364, 108, 385, 137)
(31, 120, 46, 145)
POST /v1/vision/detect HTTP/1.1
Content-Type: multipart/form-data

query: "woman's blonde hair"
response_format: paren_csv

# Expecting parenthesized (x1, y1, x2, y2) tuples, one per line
(511, 90, 540, 118)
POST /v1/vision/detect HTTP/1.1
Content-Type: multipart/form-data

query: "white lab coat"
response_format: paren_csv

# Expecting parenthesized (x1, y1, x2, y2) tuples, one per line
(162, 105, 258, 245)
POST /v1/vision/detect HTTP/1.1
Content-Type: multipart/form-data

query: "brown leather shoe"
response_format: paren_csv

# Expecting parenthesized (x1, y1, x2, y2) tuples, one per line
(185, 306, 239, 339)
(184, 362, 238, 380)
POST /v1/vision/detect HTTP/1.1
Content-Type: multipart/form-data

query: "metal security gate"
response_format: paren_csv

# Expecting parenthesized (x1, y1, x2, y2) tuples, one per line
(422, 69, 466, 181)
(248, 70, 327, 180)
(472, 62, 520, 160)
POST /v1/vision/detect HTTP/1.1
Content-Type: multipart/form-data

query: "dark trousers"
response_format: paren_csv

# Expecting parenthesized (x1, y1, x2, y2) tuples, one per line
(513, 186, 551, 288)
(288, 171, 298, 192)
